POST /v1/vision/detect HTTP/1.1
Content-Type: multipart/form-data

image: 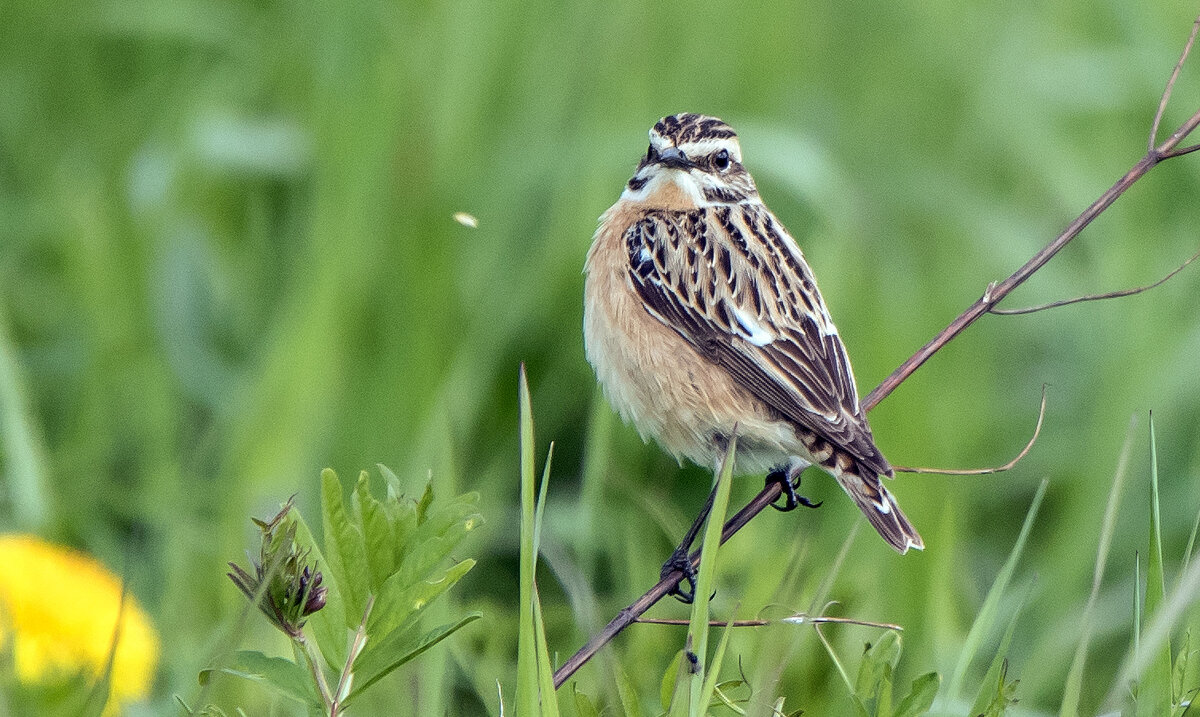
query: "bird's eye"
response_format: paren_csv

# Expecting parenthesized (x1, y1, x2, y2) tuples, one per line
(712, 149, 730, 171)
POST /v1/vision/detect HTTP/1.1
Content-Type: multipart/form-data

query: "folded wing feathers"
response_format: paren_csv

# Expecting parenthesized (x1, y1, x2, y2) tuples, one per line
(625, 208, 891, 479)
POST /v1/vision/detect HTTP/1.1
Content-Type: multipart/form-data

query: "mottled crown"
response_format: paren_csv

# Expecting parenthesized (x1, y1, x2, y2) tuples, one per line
(651, 113, 738, 145)
(624, 113, 756, 205)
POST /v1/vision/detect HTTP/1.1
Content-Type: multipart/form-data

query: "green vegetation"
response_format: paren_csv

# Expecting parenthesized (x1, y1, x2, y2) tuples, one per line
(3, 1, 1200, 714)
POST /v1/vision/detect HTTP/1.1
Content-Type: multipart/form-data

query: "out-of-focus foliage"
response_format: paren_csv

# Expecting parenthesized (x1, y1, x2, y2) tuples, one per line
(2, 0, 1200, 713)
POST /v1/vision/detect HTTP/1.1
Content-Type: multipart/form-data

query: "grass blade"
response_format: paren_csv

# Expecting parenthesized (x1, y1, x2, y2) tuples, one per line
(973, 580, 1032, 716)
(1138, 415, 1172, 717)
(947, 478, 1048, 700)
(516, 364, 548, 715)
(699, 612, 737, 712)
(1059, 417, 1138, 716)
(533, 583, 561, 717)
(669, 435, 737, 717)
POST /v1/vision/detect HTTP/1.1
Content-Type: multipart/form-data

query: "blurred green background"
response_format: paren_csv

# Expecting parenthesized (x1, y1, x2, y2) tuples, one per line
(3, 0, 1200, 713)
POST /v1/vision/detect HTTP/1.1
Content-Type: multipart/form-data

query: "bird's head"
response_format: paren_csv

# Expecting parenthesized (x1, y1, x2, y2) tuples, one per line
(621, 113, 759, 209)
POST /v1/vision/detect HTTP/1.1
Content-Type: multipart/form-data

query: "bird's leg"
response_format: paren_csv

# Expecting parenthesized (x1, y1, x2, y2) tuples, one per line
(767, 465, 822, 512)
(660, 480, 719, 604)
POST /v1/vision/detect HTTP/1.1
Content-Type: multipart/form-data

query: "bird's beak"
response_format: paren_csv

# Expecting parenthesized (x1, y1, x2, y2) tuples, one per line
(655, 146, 693, 170)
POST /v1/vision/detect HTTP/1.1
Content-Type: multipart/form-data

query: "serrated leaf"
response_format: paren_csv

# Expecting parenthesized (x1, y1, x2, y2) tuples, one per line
(416, 481, 434, 524)
(199, 651, 320, 708)
(397, 493, 483, 586)
(378, 463, 402, 499)
(322, 469, 370, 627)
(354, 470, 397, 587)
(894, 672, 939, 717)
(345, 613, 482, 704)
(856, 632, 902, 697)
(854, 633, 902, 717)
(365, 558, 476, 655)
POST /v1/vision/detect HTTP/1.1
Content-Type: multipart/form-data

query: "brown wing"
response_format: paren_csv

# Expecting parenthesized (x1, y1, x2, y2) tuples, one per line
(625, 205, 891, 477)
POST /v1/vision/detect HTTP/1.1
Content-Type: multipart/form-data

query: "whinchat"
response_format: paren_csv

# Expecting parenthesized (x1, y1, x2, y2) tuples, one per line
(583, 113, 922, 560)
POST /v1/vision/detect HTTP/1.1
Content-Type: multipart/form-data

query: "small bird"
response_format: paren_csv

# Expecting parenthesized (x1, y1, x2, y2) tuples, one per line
(583, 114, 922, 591)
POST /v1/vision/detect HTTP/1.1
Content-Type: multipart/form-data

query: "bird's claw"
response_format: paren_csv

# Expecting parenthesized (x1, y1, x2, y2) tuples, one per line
(767, 469, 822, 512)
(661, 547, 698, 604)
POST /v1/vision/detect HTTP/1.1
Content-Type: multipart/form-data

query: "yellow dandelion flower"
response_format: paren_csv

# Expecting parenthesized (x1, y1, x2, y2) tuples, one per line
(0, 535, 159, 712)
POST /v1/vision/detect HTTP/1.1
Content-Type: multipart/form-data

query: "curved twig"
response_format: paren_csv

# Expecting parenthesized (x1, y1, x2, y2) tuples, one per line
(552, 14, 1200, 690)
(892, 385, 1047, 476)
(989, 247, 1200, 315)
(635, 614, 902, 631)
(1150, 15, 1200, 151)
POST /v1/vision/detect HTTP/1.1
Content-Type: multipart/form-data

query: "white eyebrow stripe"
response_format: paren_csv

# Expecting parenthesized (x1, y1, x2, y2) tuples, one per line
(677, 138, 742, 161)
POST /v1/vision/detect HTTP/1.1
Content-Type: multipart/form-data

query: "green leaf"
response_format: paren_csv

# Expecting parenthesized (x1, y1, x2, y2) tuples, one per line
(344, 612, 482, 704)
(322, 468, 371, 627)
(365, 557, 476, 653)
(894, 672, 939, 717)
(1140, 416, 1173, 717)
(709, 680, 748, 711)
(416, 480, 435, 524)
(612, 653, 646, 717)
(856, 632, 901, 696)
(976, 660, 1019, 717)
(354, 470, 398, 587)
(854, 633, 901, 717)
(199, 651, 320, 709)
(396, 491, 483, 587)
(572, 684, 600, 717)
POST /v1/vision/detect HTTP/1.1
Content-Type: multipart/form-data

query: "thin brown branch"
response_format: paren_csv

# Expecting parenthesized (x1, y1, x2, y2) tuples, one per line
(635, 614, 902, 631)
(552, 14, 1200, 690)
(1151, 15, 1200, 152)
(892, 385, 1047, 476)
(989, 247, 1200, 315)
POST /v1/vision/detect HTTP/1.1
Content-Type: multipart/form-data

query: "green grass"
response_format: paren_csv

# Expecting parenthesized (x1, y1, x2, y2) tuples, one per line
(3, 1, 1200, 714)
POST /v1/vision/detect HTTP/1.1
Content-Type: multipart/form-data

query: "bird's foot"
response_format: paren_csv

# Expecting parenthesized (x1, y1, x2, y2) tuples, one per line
(660, 546, 698, 604)
(767, 469, 822, 512)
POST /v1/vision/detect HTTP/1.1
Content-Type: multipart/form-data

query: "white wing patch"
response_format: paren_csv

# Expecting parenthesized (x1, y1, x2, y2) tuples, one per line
(730, 304, 774, 346)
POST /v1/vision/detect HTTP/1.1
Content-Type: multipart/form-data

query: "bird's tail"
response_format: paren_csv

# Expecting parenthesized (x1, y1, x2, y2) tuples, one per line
(834, 463, 923, 553)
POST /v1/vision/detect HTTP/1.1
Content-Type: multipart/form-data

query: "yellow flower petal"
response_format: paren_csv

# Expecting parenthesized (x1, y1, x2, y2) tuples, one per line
(0, 535, 159, 711)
